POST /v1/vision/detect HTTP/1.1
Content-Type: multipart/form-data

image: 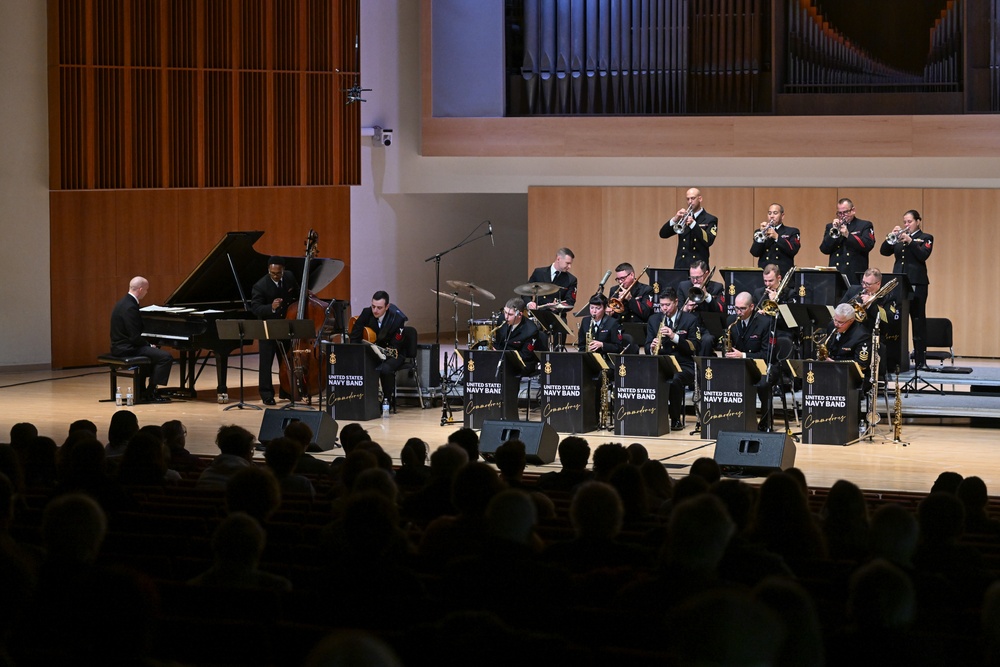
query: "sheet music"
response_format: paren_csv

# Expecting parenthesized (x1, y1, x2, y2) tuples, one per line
(141, 305, 196, 313)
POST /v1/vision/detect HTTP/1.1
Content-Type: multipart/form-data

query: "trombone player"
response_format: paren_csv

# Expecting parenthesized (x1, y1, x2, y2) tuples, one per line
(659, 187, 719, 269)
(820, 197, 876, 284)
(839, 268, 901, 372)
(608, 263, 655, 324)
(678, 260, 725, 356)
(749, 203, 800, 276)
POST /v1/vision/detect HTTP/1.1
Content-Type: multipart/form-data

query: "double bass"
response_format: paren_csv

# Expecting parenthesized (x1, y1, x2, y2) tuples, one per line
(278, 230, 329, 403)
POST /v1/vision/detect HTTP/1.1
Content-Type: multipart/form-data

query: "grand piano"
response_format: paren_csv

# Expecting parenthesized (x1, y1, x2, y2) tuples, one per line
(141, 231, 346, 401)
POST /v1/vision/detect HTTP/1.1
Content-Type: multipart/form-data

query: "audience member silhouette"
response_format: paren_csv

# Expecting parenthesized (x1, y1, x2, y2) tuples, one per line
(639, 459, 673, 515)
(161, 419, 199, 471)
(264, 436, 316, 498)
(394, 437, 431, 488)
(821, 479, 870, 561)
(189, 512, 292, 590)
(116, 430, 180, 486)
(225, 466, 281, 523)
(592, 442, 628, 482)
(52, 438, 137, 514)
(689, 456, 722, 485)
(401, 444, 468, 526)
(535, 436, 594, 493)
(20, 435, 58, 489)
(105, 409, 139, 458)
(197, 424, 255, 489)
(626, 442, 649, 466)
(754, 577, 825, 667)
(930, 470, 963, 495)
(749, 472, 827, 566)
(711, 478, 793, 586)
(957, 475, 1000, 537)
(447, 426, 480, 463)
(282, 419, 332, 476)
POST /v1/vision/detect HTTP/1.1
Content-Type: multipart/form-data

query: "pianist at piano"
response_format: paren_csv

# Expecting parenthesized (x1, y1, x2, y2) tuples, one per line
(110, 276, 173, 402)
(250, 257, 300, 405)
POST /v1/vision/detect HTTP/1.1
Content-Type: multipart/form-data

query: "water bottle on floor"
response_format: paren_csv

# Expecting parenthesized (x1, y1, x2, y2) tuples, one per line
(382, 399, 390, 419)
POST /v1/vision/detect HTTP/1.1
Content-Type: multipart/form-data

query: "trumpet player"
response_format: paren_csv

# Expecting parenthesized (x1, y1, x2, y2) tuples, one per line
(819, 198, 876, 284)
(608, 263, 655, 324)
(724, 293, 778, 431)
(880, 210, 933, 369)
(645, 288, 698, 431)
(658, 187, 719, 269)
(577, 294, 623, 354)
(749, 203, 800, 276)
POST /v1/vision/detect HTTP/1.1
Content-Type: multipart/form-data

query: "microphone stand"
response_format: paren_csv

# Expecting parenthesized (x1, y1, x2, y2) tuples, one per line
(574, 271, 613, 318)
(424, 221, 493, 347)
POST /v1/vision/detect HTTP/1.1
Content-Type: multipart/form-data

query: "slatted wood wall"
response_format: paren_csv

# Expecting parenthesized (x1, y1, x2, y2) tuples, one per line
(47, 0, 359, 368)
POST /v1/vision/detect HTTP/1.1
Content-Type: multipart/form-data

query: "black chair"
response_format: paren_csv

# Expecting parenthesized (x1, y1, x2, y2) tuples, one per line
(922, 317, 955, 366)
(394, 326, 427, 409)
(771, 336, 799, 430)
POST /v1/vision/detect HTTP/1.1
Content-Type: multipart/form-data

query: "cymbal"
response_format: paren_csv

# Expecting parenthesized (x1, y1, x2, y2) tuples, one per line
(513, 282, 559, 297)
(446, 280, 496, 300)
(538, 301, 572, 311)
(431, 289, 479, 308)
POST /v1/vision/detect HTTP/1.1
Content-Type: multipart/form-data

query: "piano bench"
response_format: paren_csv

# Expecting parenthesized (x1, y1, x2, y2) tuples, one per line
(97, 354, 151, 404)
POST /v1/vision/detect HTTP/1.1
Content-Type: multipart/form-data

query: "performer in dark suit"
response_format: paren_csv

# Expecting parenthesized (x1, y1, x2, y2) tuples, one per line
(749, 203, 800, 276)
(678, 260, 725, 356)
(839, 268, 900, 374)
(824, 303, 873, 430)
(645, 287, 699, 431)
(526, 247, 578, 312)
(577, 294, 622, 354)
(659, 187, 719, 269)
(349, 290, 408, 410)
(880, 209, 933, 368)
(494, 297, 541, 374)
(608, 262, 655, 324)
(110, 276, 174, 402)
(819, 198, 876, 284)
(250, 257, 300, 405)
(723, 292, 777, 431)
(752, 264, 797, 309)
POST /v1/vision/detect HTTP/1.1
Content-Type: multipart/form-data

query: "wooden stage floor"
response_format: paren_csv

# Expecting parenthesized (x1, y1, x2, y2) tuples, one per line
(2, 358, 999, 495)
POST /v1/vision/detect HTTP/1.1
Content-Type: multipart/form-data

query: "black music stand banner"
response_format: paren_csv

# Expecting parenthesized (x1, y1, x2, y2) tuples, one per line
(464, 349, 519, 429)
(323, 343, 380, 421)
(697, 357, 763, 439)
(789, 360, 864, 445)
(720, 267, 762, 316)
(794, 267, 849, 305)
(539, 352, 600, 434)
(615, 355, 675, 437)
(648, 268, 689, 296)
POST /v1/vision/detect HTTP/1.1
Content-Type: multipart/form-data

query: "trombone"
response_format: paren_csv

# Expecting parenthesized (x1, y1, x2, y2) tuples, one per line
(849, 278, 898, 323)
(608, 265, 650, 314)
(681, 265, 716, 311)
(759, 267, 796, 317)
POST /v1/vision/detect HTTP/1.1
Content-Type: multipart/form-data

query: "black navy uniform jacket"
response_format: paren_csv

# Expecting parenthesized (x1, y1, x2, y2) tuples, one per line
(577, 316, 622, 354)
(645, 310, 699, 372)
(819, 218, 876, 283)
(250, 270, 300, 321)
(879, 230, 933, 287)
(749, 223, 801, 276)
(659, 209, 719, 269)
(724, 312, 775, 362)
(608, 281, 656, 323)
(349, 304, 409, 351)
(527, 265, 578, 309)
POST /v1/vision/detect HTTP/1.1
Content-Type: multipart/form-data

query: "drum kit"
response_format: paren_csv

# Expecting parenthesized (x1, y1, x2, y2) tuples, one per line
(433, 279, 498, 350)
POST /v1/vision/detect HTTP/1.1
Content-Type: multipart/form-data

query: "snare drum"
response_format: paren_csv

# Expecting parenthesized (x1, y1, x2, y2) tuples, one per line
(468, 318, 495, 349)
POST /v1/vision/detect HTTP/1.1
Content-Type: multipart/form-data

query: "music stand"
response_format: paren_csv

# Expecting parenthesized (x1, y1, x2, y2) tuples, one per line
(263, 319, 320, 411)
(216, 319, 264, 411)
(531, 308, 573, 351)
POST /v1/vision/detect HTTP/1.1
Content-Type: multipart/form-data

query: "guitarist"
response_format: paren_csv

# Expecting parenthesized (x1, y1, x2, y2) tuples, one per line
(349, 291, 409, 411)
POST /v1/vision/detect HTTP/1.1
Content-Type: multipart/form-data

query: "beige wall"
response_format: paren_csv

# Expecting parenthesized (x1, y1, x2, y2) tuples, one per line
(528, 186, 987, 356)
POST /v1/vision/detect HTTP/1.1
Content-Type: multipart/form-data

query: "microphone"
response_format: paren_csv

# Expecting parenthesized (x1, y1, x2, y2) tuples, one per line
(598, 269, 612, 293)
(488, 221, 494, 247)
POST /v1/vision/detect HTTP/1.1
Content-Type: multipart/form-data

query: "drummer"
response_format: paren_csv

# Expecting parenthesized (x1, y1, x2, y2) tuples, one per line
(526, 248, 578, 314)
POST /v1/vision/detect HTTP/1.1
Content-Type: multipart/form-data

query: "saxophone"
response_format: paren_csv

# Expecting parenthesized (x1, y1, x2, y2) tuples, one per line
(893, 370, 903, 442)
(723, 320, 737, 354)
(599, 367, 613, 430)
(816, 329, 834, 361)
(865, 317, 883, 435)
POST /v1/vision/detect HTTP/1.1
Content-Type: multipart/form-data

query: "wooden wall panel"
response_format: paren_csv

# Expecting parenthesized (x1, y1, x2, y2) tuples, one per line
(529, 186, 1000, 357)
(51, 186, 351, 369)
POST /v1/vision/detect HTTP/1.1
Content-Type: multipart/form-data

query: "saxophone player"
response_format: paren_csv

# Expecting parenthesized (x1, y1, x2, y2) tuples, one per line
(577, 294, 623, 353)
(723, 292, 778, 431)
(824, 303, 873, 431)
(644, 288, 699, 431)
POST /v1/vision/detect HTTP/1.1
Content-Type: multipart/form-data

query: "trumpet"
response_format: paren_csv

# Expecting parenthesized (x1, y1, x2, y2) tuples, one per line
(885, 230, 901, 245)
(759, 267, 796, 317)
(671, 201, 696, 234)
(828, 224, 842, 239)
(608, 265, 650, 314)
(754, 224, 774, 244)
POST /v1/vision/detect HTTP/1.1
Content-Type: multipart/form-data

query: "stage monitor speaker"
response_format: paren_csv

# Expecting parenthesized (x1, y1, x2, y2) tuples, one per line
(714, 430, 796, 478)
(258, 409, 339, 452)
(479, 419, 558, 466)
(418, 343, 441, 388)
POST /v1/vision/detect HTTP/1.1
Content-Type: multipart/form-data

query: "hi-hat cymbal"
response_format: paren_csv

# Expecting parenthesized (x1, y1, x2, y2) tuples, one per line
(446, 280, 496, 300)
(513, 281, 559, 297)
(431, 289, 479, 308)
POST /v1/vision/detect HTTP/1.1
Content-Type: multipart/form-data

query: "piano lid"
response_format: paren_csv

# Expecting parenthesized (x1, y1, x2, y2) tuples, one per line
(164, 231, 345, 308)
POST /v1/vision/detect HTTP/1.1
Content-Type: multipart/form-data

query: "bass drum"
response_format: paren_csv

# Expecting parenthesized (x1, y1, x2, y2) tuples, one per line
(468, 318, 495, 349)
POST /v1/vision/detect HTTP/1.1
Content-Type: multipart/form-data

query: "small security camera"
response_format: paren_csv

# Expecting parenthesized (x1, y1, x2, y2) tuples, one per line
(372, 126, 393, 147)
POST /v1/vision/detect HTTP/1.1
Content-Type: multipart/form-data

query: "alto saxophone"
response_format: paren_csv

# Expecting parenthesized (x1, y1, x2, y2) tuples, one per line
(816, 329, 834, 361)
(723, 320, 737, 354)
(599, 366, 613, 430)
